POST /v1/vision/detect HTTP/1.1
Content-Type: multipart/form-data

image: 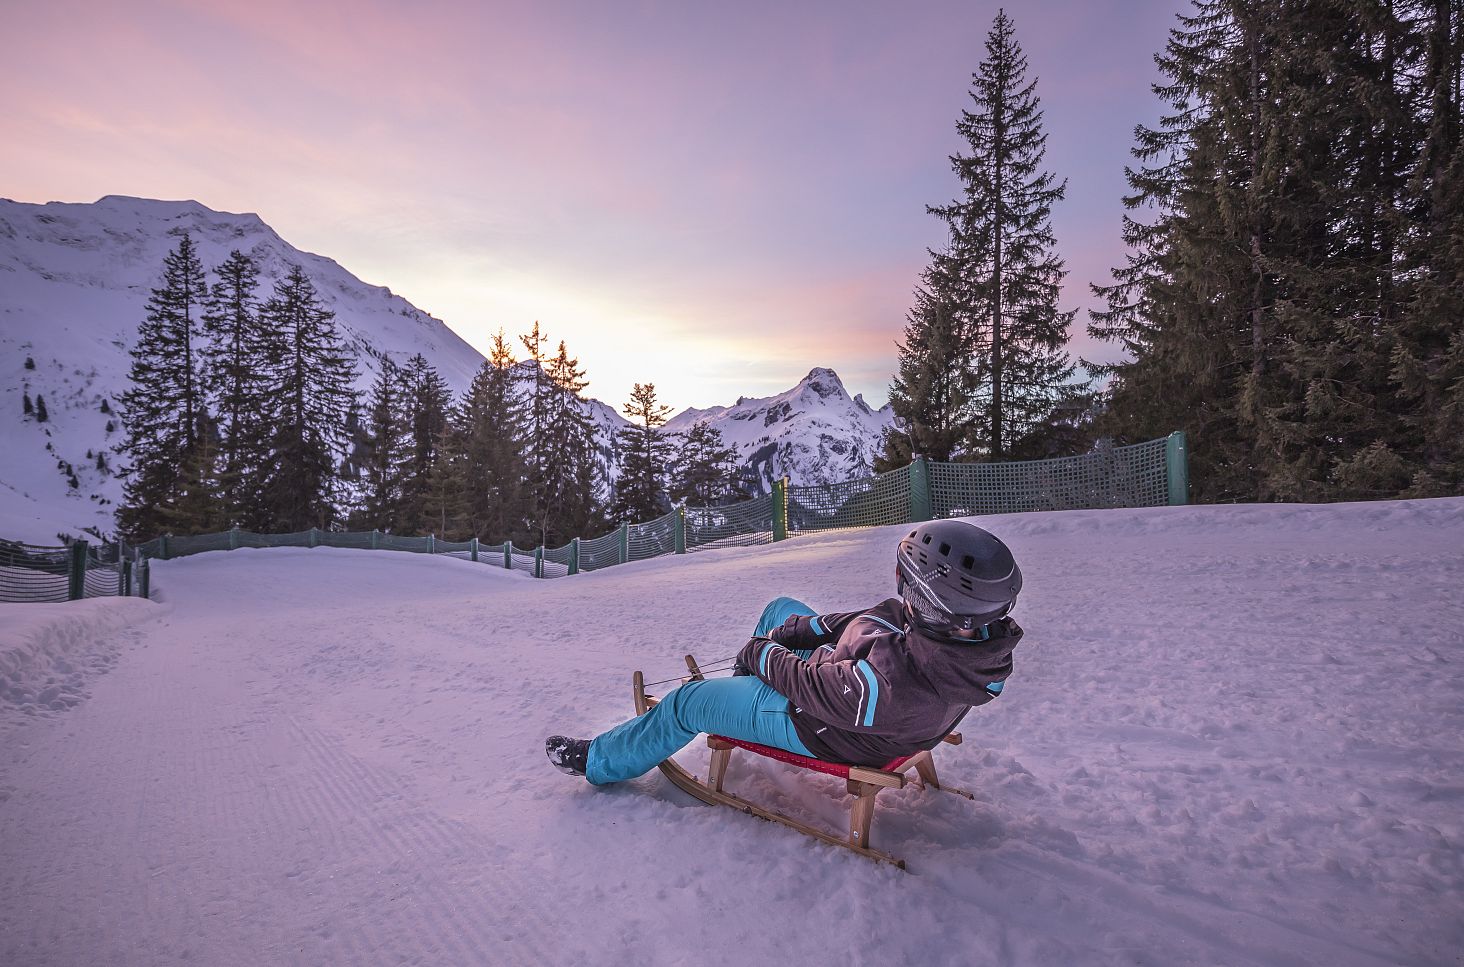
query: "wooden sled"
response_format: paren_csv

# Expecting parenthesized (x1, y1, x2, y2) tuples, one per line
(632, 656, 975, 870)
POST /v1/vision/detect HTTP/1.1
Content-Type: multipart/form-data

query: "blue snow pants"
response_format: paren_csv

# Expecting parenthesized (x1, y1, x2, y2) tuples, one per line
(585, 596, 818, 785)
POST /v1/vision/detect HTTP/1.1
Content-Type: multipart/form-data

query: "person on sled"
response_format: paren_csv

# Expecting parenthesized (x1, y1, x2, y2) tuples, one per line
(545, 519, 1023, 783)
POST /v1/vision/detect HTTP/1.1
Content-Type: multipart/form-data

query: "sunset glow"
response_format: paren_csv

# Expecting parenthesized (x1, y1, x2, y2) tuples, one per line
(2, 0, 1184, 411)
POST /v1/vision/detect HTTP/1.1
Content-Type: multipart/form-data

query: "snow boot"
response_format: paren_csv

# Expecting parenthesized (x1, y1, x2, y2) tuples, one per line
(546, 735, 591, 777)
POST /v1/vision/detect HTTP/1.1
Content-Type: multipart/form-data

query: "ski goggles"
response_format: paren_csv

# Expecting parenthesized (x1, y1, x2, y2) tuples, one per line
(899, 568, 997, 641)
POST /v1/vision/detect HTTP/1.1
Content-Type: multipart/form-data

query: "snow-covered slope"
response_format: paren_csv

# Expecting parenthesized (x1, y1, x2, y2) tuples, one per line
(0, 196, 488, 542)
(665, 367, 895, 492)
(1, 498, 1460, 965)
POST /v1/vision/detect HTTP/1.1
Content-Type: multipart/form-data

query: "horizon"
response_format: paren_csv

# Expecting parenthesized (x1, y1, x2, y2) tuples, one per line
(2, 0, 1184, 414)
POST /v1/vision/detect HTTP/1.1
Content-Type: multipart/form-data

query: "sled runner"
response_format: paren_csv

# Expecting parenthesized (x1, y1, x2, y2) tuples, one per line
(632, 656, 975, 870)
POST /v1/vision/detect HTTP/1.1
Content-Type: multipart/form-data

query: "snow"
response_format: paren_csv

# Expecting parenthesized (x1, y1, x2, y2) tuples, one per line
(0, 596, 162, 730)
(1, 498, 1461, 966)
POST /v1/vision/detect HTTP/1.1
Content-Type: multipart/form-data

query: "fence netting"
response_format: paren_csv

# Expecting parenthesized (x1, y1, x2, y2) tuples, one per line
(686, 496, 774, 551)
(578, 531, 622, 572)
(0, 542, 72, 602)
(788, 464, 911, 534)
(929, 437, 1171, 517)
(629, 511, 678, 561)
(4, 435, 1182, 598)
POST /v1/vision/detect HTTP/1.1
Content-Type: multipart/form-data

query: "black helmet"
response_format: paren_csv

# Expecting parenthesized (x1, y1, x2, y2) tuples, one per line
(896, 520, 1022, 637)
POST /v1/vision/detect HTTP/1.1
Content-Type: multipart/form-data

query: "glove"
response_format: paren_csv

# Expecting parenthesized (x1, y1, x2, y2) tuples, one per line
(733, 637, 764, 677)
(767, 615, 800, 646)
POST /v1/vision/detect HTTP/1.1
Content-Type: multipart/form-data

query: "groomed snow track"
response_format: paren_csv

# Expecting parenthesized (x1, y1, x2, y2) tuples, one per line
(2, 500, 1462, 966)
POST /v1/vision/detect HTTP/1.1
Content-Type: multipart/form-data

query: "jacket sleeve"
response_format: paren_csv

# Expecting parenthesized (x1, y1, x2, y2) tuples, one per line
(766, 609, 864, 649)
(735, 637, 890, 732)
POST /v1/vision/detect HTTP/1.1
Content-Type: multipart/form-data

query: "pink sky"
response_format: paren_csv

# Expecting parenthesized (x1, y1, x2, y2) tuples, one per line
(2, 0, 1184, 411)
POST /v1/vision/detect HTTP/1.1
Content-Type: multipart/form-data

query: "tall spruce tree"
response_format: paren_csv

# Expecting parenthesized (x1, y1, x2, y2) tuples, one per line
(118, 234, 211, 539)
(258, 265, 359, 530)
(398, 353, 453, 532)
(201, 249, 272, 526)
(457, 331, 529, 542)
(355, 357, 412, 531)
(1393, 0, 1464, 494)
(612, 382, 673, 523)
(1091, 0, 1462, 501)
(669, 421, 745, 507)
(537, 340, 603, 546)
(927, 9, 1080, 460)
(878, 280, 980, 467)
(518, 320, 555, 539)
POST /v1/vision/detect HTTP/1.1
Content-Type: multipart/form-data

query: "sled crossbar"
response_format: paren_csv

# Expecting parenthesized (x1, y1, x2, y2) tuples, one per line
(633, 658, 974, 870)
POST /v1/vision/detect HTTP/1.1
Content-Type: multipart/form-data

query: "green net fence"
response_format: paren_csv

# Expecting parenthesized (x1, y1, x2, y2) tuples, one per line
(2, 434, 1185, 599)
(928, 437, 1173, 517)
(1, 541, 72, 603)
(578, 530, 623, 572)
(787, 464, 912, 535)
(629, 510, 678, 561)
(685, 495, 774, 551)
(1, 539, 137, 602)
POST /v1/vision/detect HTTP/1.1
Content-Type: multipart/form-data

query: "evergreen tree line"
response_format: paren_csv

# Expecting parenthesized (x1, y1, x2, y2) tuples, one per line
(119, 236, 358, 540)
(1091, 0, 1464, 501)
(885, 3, 1464, 503)
(117, 237, 750, 545)
(349, 328, 752, 547)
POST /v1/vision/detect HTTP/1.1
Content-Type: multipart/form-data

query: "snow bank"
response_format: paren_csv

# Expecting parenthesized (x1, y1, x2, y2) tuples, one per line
(0, 596, 162, 729)
(0, 501, 1460, 966)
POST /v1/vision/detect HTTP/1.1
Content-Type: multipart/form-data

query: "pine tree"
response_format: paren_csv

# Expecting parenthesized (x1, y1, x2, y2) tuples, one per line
(397, 353, 453, 532)
(201, 250, 272, 525)
(355, 357, 412, 531)
(24, 356, 35, 370)
(258, 265, 359, 531)
(612, 382, 673, 523)
(670, 421, 745, 507)
(518, 320, 555, 537)
(1392, 0, 1464, 495)
(537, 340, 603, 546)
(878, 279, 980, 467)
(23, 391, 33, 417)
(457, 331, 529, 542)
(1091, 0, 1461, 501)
(117, 234, 210, 540)
(928, 10, 1081, 460)
(35, 395, 48, 422)
(422, 417, 469, 540)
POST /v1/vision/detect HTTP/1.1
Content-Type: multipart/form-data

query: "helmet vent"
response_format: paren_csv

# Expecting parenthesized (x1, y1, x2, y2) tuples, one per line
(938, 542, 951, 556)
(961, 554, 974, 570)
(921, 534, 932, 545)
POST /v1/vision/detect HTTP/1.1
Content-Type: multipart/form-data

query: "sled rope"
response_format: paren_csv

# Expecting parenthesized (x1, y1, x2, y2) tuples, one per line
(641, 655, 736, 688)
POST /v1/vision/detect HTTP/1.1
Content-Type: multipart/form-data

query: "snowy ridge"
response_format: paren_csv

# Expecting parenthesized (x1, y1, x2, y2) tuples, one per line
(0, 498, 1459, 964)
(0, 196, 486, 541)
(664, 366, 895, 493)
(0, 196, 889, 541)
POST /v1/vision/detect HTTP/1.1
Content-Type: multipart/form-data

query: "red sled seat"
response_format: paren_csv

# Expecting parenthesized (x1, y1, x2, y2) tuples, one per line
(701, 731, 970, 867)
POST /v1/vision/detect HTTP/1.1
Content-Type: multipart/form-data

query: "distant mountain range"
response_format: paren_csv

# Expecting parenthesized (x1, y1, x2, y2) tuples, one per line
(0, 196, 893, 542)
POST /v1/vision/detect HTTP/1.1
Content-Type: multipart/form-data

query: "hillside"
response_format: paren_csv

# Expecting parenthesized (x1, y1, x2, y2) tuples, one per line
(1, 498, 1460, 965)
(0, 197, 893, 543)
(0, 196, 488, 541)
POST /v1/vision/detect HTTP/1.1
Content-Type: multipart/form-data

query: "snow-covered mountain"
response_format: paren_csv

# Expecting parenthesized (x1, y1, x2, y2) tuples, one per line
(665, 367, 894, 493)
(0, 196, 891, 542)
(0, 196, 505, 542)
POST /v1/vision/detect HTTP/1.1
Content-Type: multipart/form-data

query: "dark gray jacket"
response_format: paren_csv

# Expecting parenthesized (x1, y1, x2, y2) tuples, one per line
(734, 598, 1021, 766)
